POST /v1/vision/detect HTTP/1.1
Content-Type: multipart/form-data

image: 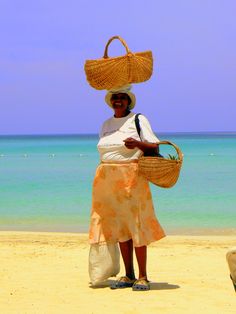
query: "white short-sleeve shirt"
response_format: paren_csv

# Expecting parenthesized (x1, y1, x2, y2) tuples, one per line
(97, 112, 159, 161)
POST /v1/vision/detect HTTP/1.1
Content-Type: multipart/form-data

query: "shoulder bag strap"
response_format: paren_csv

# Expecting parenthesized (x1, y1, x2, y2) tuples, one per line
(135, 113, 163, 158)
(134, 113, 142, 140)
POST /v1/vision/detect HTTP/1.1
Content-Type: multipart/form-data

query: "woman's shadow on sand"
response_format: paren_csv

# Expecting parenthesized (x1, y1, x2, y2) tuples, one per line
(90, 280, 180, 290)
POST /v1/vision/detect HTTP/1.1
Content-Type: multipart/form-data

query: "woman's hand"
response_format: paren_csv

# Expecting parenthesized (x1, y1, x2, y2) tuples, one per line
(124, 137, 159, 154)
(123, 137, 139, 149)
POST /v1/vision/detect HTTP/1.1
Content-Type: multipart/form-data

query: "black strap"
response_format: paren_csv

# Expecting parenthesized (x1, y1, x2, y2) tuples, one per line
(135, 113, 163, 158)
(134, 113, 142, 140)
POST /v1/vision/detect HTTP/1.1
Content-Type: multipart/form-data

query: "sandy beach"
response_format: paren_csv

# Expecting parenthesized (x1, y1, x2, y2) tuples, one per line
(1, 232, 236, 314)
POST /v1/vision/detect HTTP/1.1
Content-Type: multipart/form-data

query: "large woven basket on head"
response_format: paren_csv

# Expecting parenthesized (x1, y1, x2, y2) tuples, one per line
(138, 141, 183, 188)
(84, 36, 153, 90)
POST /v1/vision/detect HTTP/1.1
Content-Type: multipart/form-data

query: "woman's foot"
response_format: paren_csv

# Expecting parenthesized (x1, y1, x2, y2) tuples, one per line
(110, 276, 136, 289)
(132, 278, 150, 291)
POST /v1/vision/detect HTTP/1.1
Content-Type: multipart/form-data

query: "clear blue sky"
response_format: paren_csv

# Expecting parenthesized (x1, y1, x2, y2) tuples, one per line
(0, 0, 236, 135)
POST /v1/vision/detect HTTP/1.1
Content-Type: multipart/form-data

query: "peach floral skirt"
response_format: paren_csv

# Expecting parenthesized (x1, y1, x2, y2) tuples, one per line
(89, 161, 165, 247)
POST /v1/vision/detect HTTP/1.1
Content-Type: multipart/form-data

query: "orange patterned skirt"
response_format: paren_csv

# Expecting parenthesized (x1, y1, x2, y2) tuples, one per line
(89, 161, 165, 247)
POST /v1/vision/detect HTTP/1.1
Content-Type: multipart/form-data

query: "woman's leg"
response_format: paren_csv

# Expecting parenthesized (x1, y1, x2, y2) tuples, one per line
(119, 239, 136, 279)
(134, 245, 147, 279)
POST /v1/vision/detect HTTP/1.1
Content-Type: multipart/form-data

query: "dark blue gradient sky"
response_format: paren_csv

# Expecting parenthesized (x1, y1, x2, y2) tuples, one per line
(1, 0, 236, 134)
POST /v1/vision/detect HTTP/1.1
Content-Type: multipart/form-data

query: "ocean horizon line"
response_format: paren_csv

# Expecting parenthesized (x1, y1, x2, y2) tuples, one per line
(1, 130, 236, 138)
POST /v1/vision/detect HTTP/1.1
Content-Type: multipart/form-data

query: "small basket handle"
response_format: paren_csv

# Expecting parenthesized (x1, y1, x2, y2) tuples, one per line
(158, 140, 184, 162)
(103, 36, 132, 59)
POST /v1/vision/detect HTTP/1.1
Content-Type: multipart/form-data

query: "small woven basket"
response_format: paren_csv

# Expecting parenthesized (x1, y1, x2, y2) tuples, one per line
(138, 141, 183, 188)
(84, 36, 153, 90)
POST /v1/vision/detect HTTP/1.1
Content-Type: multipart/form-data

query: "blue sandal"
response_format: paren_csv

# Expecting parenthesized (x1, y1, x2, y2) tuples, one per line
(132, 278, 150, 291)
(110, 276, 136, 289)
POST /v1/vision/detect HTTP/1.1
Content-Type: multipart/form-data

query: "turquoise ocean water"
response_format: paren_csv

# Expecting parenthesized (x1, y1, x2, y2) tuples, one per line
(0, 133, 236, 235)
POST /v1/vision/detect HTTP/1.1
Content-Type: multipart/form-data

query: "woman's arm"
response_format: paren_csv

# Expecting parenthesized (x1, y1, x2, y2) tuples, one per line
(123, 137, 159, 154)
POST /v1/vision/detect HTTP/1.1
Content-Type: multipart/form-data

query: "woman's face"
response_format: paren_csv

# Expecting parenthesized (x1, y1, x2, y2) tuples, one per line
(110, 93, 130, 117)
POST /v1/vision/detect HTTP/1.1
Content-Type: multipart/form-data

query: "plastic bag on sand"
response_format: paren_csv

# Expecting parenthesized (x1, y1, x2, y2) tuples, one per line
(89, 242, 120, 286)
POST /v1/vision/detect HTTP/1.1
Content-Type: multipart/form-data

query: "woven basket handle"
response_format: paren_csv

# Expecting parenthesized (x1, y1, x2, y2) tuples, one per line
(103, 36, 131, 59)
(158, 140, 184, 161)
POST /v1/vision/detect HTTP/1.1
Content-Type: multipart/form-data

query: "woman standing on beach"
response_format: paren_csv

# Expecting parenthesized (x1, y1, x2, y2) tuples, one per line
(89, 84, 165, 291)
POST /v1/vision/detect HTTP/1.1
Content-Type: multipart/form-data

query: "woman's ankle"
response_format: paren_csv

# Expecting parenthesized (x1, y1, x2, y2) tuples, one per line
(138, 275, 148, 281)
(126, 272, 136, 280)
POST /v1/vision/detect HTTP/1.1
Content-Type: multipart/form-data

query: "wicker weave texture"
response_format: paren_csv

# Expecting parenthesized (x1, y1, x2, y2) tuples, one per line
(84, 36, 153, 90)
(138, 141, 183, 188)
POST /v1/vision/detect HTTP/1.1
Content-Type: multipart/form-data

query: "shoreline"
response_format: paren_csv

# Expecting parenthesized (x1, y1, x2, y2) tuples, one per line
(1, 230, 236, 241)
(1, 231, 236, 242)
(1, 226, 236, 236)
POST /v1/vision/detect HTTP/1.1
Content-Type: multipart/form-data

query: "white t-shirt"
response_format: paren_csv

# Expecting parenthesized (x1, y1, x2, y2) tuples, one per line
(97, 112, 160, 161)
